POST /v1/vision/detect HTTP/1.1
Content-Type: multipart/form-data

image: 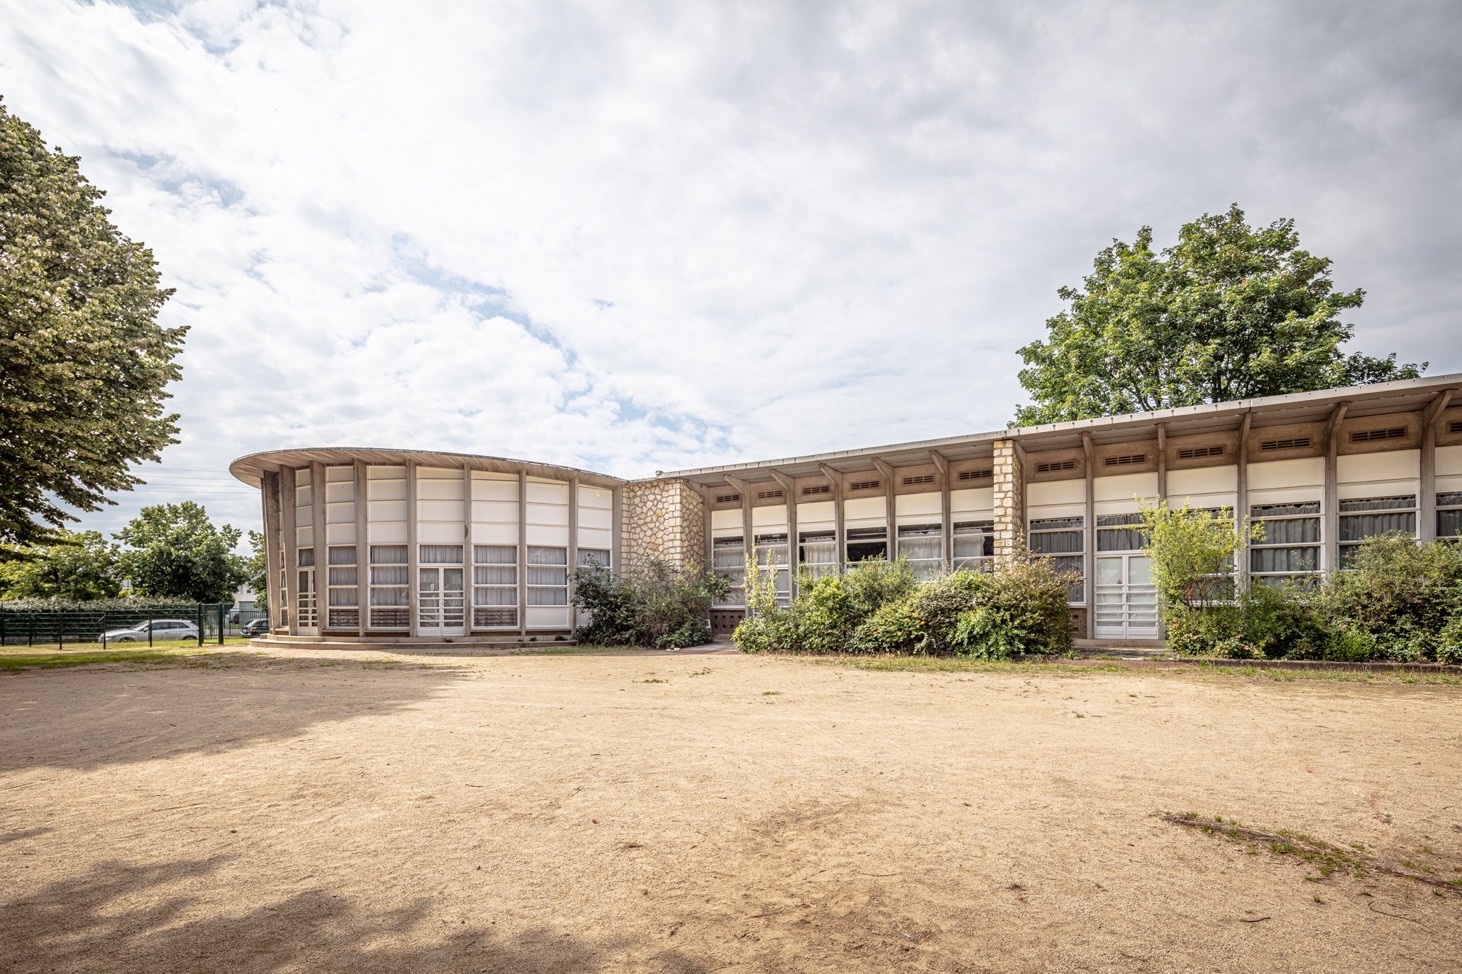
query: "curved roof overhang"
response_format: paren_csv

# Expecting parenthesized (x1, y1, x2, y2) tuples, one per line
(229, 447, 623, 489)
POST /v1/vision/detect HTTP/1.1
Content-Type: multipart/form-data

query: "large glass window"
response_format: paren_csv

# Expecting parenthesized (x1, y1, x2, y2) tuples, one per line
(1096, 513, 1147, 552)
(952, 520, 993, 572)
(577, 548, 612, 569)
(1440, 492, 1462, 541)
(526, 546, 568, 606)
(897, 523, 943, 580)
(798, 531, 837, 580)
(1250, 502, 1320, 585)
(1030, 516, 1084, 603)
(326, 545, 358, 629)
(1339, 496, 1416, 566)
(845, 526, 888, 566)
(368, 544, 409, 629)
(712, 537, 745, 606)
(754, 533, 791, 604)
(473, 545, 517, 628)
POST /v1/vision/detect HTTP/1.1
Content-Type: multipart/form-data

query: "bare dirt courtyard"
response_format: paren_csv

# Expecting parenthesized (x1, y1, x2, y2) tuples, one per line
(2, 649, 1460, 973)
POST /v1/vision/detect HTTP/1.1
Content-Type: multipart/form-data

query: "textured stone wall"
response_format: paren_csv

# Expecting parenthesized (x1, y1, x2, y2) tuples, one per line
(992, 438, 1025, 565)
(622, 479, 707, 574)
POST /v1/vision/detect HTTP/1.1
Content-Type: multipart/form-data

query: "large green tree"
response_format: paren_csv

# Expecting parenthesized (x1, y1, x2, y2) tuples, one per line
(0, 529, 122, 600)
(0, 98, 187, 547)
(1013, 205, 1422, 425)
(116, 502, 247, 604)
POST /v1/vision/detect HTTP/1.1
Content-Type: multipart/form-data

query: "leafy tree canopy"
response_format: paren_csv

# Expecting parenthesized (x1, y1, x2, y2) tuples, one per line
(1013, 204, 1423, 425)
(116, 502, 247, 604)
(0, 98, 187, 546)
(0, 529, 122, 600)
(246, 528, 269, 615)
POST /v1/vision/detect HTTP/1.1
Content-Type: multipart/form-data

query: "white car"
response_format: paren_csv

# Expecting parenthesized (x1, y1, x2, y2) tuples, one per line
(99, 619, 201, 642)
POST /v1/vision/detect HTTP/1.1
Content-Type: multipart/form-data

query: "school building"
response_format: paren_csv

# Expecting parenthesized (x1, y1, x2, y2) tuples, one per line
(230, 372, 1462, 645)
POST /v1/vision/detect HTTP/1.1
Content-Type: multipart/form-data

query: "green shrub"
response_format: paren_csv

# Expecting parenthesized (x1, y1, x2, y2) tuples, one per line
(572, 561, 727, 648)
(1318, 535, 1462, 662)
(736, 556, 1073, 658)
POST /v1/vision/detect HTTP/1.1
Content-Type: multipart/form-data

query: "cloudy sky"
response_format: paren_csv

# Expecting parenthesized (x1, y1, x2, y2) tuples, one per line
(4, 0, 1461, 542)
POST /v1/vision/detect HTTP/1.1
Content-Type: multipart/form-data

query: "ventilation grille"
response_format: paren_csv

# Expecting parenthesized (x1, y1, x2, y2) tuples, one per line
(369, 607, 410, 629)
(1103, 453, 1147, 467)
(1035, 460, 1077, 474)
(1177, 445, 1225, 460)
(901, 474, 935, 487)
(958, 469, 993, 481)
(327, 608, 359, 629)
(714, 493, 741, 504)
(1260, 437, 1311, 452)
(756, 488, 784, 500)
(473, 607, 517, 628)
(848, 479, 881, 491)
(801, 484, 831, 496)
(1451, 421, 1462, 434)
(1351, 427, 1406, 443)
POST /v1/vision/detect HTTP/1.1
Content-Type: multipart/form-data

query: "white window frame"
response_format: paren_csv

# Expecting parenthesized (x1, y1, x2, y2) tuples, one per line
(844, 526, 888, 568)
(712, 537, 746, 606)
(1439, 491, 1462, 541)
(1029, 516, 1084, 604)
(472, 545, 518, 629)
(525, 546, 568, 607)
(326, 545, 358, 629)
(897, 523, 943, 581)
(754, 533, 791, 604)
(1249, 502, 1321, 586)
(952, 520, 993, 573)
(1338, 495, 1417, 567)
(798, 531, 837, 581)
(368, 544, 409, 630)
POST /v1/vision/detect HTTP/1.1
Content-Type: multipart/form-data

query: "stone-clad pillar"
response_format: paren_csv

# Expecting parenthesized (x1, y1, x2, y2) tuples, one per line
(622, 479, 708, 574)
(992, 439, 1025, 566)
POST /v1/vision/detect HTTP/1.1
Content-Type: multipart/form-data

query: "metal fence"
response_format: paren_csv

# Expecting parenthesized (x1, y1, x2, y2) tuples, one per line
(0, 604, 269, 648)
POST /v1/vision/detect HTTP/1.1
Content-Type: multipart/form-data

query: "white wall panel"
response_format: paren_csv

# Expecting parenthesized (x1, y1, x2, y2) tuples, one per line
(844, 496, 885, 528)
(1027, 480, 1085, 520)
(1438, 446, 1462, 478)
(796, 501, 834, 531)
(752, 505, 787, 530)
(1337, 450, 1420, 501)
(950, 487, 993, 516)
(1167, 466, 1237, 510)
(326, 522, 356, 546)
(366, 466, 407, 547)
(895, 492, 940, 523)
(471, 471, 518, 544)
(526, 606, 571, 630)
(1248, 457, 1324, 506)
(711, 509, 742, 534)
(525, 478, 570, 546)
(1093, 472, 1157, 507)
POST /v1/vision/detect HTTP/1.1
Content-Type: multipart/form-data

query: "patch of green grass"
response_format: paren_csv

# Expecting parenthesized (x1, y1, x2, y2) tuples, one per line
(0, 647, 218, 672)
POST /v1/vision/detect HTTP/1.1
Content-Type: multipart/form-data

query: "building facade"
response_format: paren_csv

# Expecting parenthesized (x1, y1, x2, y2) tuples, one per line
(231, 374, 1462, 643)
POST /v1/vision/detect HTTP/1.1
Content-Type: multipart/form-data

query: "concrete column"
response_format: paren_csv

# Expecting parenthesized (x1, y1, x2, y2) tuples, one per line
(1420, 390, 1453, 543)
(1323, 403, 1349, 576)
(464, 466, 475, 632)
(769, 471, 797, 598)
(406, 462, 419, 636)
(1156, 423, 1168, 501)
(930, 450, 951, 571)
(261, 471, 282, 632)
(817, 463, 845, 575)
(311, 462, 328, 629)
(1236, 412, 1251, 591)
(873, 459, 896, 560)
(612, 485, 624, 574)
(992, 439, 1025, 567)
(517, 469, 527, 637)
(568, 476, 578, 636)
(355, 461, 369, 634)
(280, 472, 297, 634)
(1081, 433, 1095, 639)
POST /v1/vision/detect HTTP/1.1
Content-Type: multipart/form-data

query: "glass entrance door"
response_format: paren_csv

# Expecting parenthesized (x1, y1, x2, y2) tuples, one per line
(296, 568, 318, 635)
(418, 567, 465, 637)
(1094, 554, 1158, 639)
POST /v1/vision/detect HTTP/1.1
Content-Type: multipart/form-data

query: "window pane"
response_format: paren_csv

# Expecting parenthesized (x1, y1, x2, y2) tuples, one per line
(1439, 509, 1462, 539)
(526, 566, 568, 585)
(371, 566, 409, 585)
(474, 565, 516, 585)
(474, 587, 517, 606)
(1258, 518, 1320, 544)
(1339, 512, 1415, 542)
(526, 546, 567, 565)
(1251, 546, 1318, 574)
(328, 566, 357, 586)
(578, 549, 611, 568)
(1097, 527, 1147, 551)
(1031, 530, 1082, 554)
(526, 588, 568, 606)
(420, 545, 463, 564)
(1338, 495, 1416, 513)
(473, 545, 516, 564)
(370, 545, 407, 565)
(328, 546, 356, 565)
(297, 548, 315, 567)
(1251, 502, 1320, 518)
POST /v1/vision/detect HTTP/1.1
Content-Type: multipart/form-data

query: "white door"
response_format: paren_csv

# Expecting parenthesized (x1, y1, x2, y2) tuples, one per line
(1094, 554, 1159, 639)
(417, 567, 466, 637)
(296, 568, 318, 635)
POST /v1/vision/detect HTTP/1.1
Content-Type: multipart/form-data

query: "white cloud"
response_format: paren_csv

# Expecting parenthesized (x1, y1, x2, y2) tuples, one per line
(2, 0, 1459, 541)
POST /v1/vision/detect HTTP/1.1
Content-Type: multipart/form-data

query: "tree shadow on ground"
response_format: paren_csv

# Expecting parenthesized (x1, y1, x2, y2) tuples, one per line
(0, 853, 623, 974)
(0, 655, 470, 774)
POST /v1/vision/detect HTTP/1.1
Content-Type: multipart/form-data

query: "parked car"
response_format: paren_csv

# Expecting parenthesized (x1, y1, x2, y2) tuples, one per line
(99, 619, 200, 643)
(241, 617, 271, 638)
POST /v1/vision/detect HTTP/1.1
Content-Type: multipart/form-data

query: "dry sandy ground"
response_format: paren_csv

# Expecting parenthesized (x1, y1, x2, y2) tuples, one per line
(1, 649, 1460, 974)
